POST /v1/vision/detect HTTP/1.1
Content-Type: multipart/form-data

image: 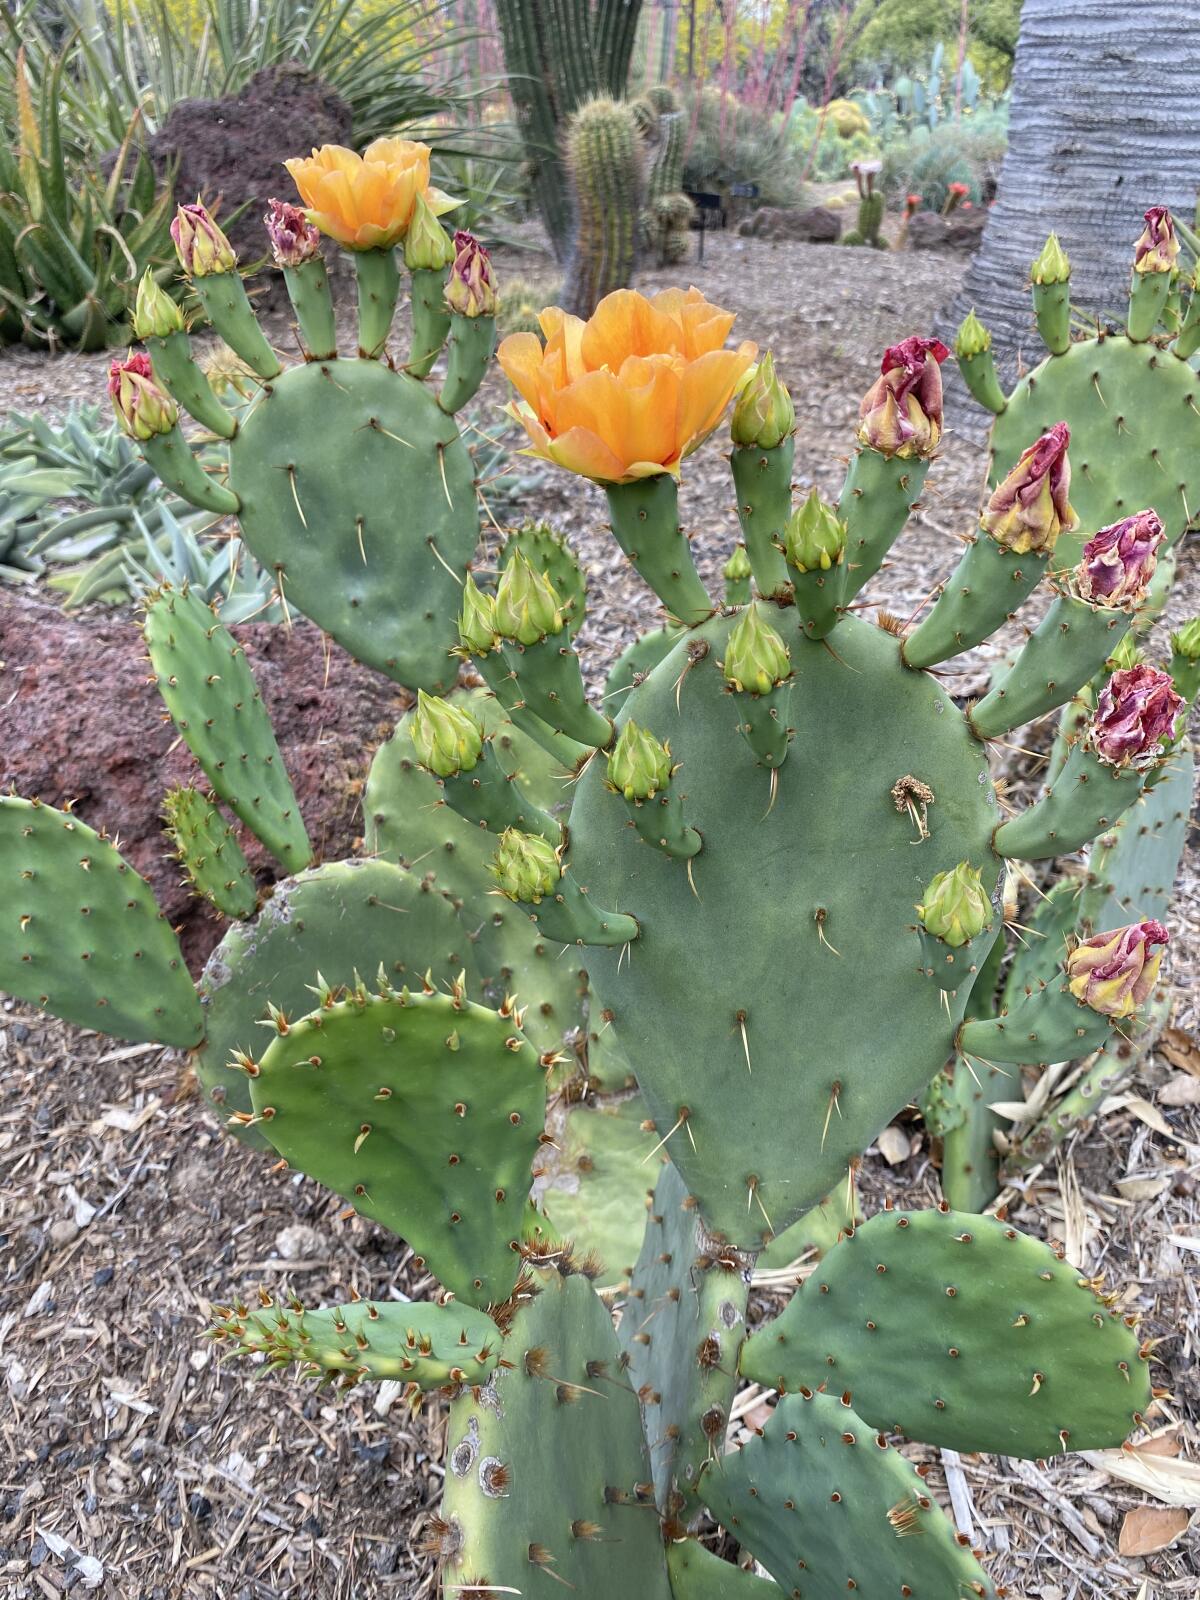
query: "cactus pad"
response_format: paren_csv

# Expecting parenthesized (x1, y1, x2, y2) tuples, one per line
(990, 338, 1200, 565)
(621, 1159, 751, 1516)
(699, 1388, 1000, 1598)
(739, 1206, 1151, 1458)
(209, 1288, 500, 1394)
(440, 1268, 673, 1599)
(538, 1097, 660, 1289)
(143, 584, 311, 873)
(226, 360, 478, 690)
(249, 980, 544, 1306)
(0, 796, 202, 1048)
(163, 786, 257, 919)
(195, 858, 478, 1146)
(667, 1542, 775, 1597)
(569, 608, 1000, 1243)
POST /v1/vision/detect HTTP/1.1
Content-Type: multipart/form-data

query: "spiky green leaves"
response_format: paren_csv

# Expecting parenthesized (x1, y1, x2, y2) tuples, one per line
(442, 1269, 674, 1600)
(699, 1389, 1000, 1598)
(918, 862, 991, 947)
(490, 828, 559, 903)
(248, 979, 544, 1307)
(739, 1207, 1151, 1458)
(210, 1289, 500, 1396)
(143, 584, 311, 873)
(411, 691, 484, 777)
(0, 796, 203, 1048)
(722, 604, 790, 694)
(495, 548, 564, 644)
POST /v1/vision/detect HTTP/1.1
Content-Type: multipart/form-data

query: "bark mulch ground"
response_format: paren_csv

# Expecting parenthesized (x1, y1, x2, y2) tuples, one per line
(1, 228, 1197, 1596)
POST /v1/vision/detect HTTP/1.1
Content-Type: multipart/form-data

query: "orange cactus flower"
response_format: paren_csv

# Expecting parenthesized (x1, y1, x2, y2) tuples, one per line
(497, 287, 757, 483)
(283, 139, 458, 251)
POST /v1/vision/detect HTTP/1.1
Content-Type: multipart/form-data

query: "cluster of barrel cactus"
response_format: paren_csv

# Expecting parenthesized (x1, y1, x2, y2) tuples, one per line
(1, 161, 1193, 1597)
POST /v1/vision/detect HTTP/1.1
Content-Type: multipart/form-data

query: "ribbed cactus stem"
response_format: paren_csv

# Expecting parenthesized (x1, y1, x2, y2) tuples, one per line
(562, 97, 643, 318)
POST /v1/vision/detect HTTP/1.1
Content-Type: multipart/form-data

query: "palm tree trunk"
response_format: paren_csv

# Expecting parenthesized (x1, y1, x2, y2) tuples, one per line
(945, 0, 1200, 376)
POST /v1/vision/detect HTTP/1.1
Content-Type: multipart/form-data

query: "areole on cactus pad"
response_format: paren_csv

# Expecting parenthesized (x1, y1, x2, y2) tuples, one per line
(0, 163, 1191, 1600)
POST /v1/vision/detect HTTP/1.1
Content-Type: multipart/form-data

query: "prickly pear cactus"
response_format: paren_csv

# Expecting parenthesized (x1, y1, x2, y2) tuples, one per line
(1, 165, 1187, 1600)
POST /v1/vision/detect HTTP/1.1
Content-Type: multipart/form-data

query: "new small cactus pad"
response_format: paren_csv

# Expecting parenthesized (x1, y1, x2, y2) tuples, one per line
(248, 978, 544, 1307)
(538, 1097, 660, 1290)
(143, 584, 311, 872)
(621, 1160, 751, 1515)
(0, 796, 203, 1048)
(210, 1290, 500, 1393)
(163, 786, 257, 919)
(740, 1206, 1150, 1457)
(194, 859, 479, 1147)
(699, 1389, 999, 1598)
(441, 1268, 674, 1598)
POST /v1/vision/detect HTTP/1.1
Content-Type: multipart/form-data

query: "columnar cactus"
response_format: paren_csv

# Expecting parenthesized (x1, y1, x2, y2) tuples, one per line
(0, 158, 1188, 1598)
(562, 97, 645, 317)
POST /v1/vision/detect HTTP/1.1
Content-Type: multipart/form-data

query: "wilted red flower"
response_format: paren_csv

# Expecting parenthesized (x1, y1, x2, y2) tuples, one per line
(1066, 920, 1168, 1018)
(1076, 508, 1164, 608)
(856, 335, 949, 459)
(1090, 664, 1182, 768)
(981, 422, 1077, 554)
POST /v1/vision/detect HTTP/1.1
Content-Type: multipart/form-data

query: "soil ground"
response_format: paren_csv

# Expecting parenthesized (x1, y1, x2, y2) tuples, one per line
(1, 227, 1198, 1597)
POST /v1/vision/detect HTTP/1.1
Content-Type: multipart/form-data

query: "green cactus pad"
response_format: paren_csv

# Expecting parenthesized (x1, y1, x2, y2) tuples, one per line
(0, 796, 203, 1048)
(195, 859, 479, 1148)
(163, 786, 257, 919)
(225, 359, 477, 690)
(1081, 742, 1194, 930)
(603, 625, 681, 707)
(568, 609, 1000, 1244)
(621, 1160, 751, 1517)
(667, 1542, 775, 1598)
(538, 1096, 660, 1290)
(700, 1388, 999, 1599)
(757, 1185, 860, 1271)
(209, 1288, 500, 1393)
(441, 1268, 673, 1600)
(989, 337, 1200, 566)
(364, 690, 586, 1059)
(739, 1206, 1151, 1458)
(249, 981, 544, 1307)
(143, 584, 311, 873)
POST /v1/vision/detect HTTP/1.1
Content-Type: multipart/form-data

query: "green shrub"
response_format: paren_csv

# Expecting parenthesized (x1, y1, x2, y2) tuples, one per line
(681, 86, 808, 206)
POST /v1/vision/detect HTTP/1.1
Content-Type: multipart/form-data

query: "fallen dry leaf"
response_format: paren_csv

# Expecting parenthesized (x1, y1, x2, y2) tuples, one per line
(1138, 1430, 1182, 1459)
(1158, 1026, 1200, 1078)
(1082, 1447, 1200, 1507)
(876, 1124, 911, 1165)
(1117, 1504, 1191, 1556)
(1125, 1097, 1173, 1138)
(1157, 1074, 1200, 1107)
(1113, 1174, 1172, 1202)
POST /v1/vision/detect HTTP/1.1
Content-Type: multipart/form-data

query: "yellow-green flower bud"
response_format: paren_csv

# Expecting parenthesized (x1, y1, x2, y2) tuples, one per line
(730, 352, 795, 449)
(1171, 615, 1200, 660)
(404, 192, 455, 272)
(171, 201, 237, 277)
(1031, 232, 1070, 285)
(723, 545, 752, 583)
(132, 268, 184, 339)
(410, 690, 484, 777)
(954, 307, 991, 358)
(722, 603, 791, 694)
(458, 574, 499, 656)
(606, 721, 672, 801)
(782, 489, 846, 574)
(494, 549, 564, 644)
(917, 861, 991, 947)
(490, 827, 559, 903)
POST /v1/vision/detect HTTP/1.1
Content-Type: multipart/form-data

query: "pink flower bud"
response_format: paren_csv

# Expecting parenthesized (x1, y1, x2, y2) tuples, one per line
(1066, 919, 1168, 1018)
(445, 230, 497, 318)
(264, 198, 320, 268)
(1133, 205, 1179, 274)
(1090, 664, 1182, 768)
(981, 421, 1078, 554)
(856, 335, 949, 459)
(171, 201, 237, 277)
(1076, 508, 1164, 608)
(107, 351, 178, 440)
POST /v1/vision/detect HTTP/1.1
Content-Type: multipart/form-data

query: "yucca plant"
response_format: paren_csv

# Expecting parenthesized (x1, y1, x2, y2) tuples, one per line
(0, 45, 178, 350)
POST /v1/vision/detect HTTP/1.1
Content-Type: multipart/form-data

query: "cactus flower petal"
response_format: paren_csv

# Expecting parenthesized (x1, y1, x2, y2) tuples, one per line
(497, 287, 755, 484)
(981, 421, 1077, 553)
(1089, 664, 1182, 768)
(1076, 508, 1165, 608)
(284, 139, 458, 251)
(1133, 206, 1179, 274)
(856, 336, 949, 460)
(171, 201, 237, 277)
(1066, 920, 1168, 1017)
(264, 198, 321, 268)
(445, 231, 498, 317)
